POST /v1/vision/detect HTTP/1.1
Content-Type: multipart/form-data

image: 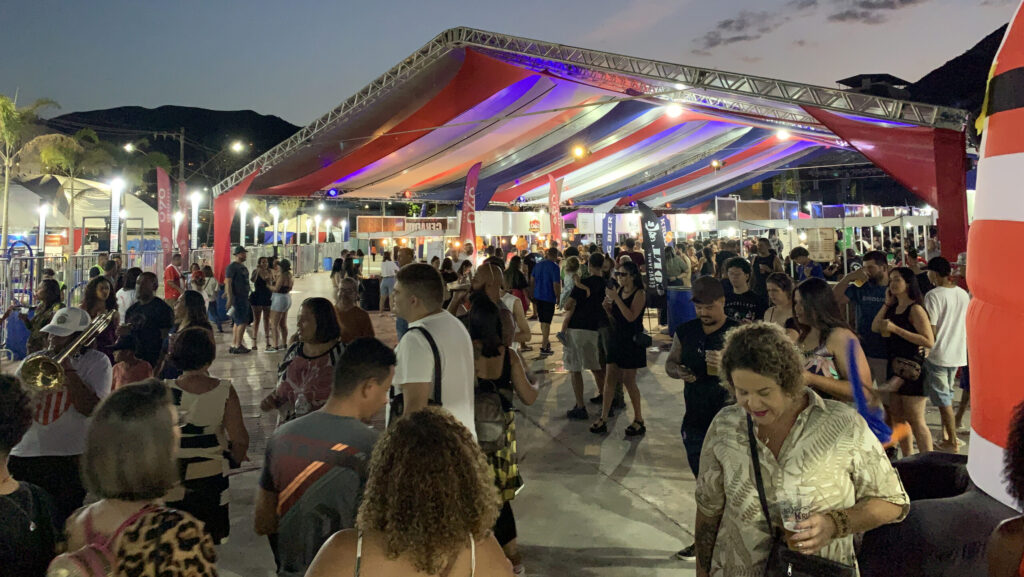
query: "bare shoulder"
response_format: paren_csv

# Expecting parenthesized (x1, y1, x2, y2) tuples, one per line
(989, 517, 1024, 577)
(306, 529, 358, 577)
(475, 533, 515, 576)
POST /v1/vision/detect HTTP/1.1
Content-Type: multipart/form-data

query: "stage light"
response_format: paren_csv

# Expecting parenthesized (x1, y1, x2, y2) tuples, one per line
(318, 203, 325, 211)
(665, 103, 684, 118)
(403, 190, 413, 199)
(905, 222, 914, 229)
(673, 83, 686, 90)
(572, 145, 587, 159)
(710, 159, 723, 170)
(776, 129, 792, 141)
(363, 204, 369, 209)
(799, 232, 808, 242)
(326, 188, 339, 197)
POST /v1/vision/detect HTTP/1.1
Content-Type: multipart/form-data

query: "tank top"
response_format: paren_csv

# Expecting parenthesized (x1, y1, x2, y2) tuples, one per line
(276, 274, 293, 294)
(253, 273, 271, 299)
(354, 532, 475, 577)
(612, 287, 644, 335)
(886, 304, 925, 362)
(800, 332, 840, 401)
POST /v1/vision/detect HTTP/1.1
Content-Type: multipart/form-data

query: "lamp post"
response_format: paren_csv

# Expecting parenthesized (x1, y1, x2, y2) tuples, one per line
(305, 218, 312, 245)
(314, 214, 322, 245)
(253, 216, 261, 246)
(281, 219, 288, 245)
(119, 209, 127, 253)
(270, 206, 280, 245)
(239, 200, 249, 247)
(37, 204, 49, 252)
(110, 178, 125, 255)
(324, 219, 332, 244)
(189, 191, 201, 250)
(173, 211, 184, 253)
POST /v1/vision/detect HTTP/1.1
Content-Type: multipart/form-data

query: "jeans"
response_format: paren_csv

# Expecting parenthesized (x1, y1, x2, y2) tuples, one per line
(681, 423, 706, 477)
(207, 302, 222, 330)
(396, 316, 409, 341)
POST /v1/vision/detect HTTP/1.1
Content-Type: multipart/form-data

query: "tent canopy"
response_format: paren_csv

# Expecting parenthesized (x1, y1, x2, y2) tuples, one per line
(213, 27, 970, 257)
(16, 175, 160, 230)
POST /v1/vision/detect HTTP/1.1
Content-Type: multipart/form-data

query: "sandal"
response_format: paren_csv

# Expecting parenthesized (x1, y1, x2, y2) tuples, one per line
(625, 420, 647, 436)
(589, 419, 608, 434)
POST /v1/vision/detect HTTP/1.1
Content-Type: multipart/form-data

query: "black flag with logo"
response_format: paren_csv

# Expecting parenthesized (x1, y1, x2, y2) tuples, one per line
(638, 202, 666, 296)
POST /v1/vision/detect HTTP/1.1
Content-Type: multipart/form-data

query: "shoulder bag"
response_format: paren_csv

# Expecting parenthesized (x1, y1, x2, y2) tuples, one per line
(389, 326, 442, 423)
(746, 415, 855, 577)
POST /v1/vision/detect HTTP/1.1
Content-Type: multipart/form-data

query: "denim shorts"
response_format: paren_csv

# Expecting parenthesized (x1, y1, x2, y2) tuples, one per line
(380, 276, 396, 296)
(924, 359, 958, 407)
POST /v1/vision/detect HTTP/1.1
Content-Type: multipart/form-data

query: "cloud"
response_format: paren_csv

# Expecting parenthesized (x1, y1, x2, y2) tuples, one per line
(579, 0, 688, 44)
(826, 0, 933, 24)
(691, 0, 818, 54)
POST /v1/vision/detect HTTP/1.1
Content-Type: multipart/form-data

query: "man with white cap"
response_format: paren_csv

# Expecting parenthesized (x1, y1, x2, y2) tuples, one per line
(8, 307, 112, 525)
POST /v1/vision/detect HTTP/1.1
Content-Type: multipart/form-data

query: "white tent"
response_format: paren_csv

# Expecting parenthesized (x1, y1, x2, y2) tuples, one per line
(50, 176, 159, 229)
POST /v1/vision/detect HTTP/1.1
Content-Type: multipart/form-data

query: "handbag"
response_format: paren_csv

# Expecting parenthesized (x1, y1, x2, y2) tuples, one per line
(475, 350, 511, 454)
(634, 331, 653, 348)
(389, 327, 443, 423)
(746, 415, 856, 577)
(891, 356, 922, 381)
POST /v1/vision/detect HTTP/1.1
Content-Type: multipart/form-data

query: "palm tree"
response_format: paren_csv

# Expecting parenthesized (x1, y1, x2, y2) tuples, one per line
(107, 138, 171, 189)
(0, 93, 57, 251)
(30, 129, 112, 254)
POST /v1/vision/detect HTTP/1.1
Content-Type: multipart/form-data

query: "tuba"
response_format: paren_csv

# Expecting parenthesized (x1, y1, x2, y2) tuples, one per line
(20, 309, 117, 394)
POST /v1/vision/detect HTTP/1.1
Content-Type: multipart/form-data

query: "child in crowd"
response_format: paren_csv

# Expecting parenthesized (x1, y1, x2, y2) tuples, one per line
(556, 256, 589, 344)
(110, 335, 154, 390)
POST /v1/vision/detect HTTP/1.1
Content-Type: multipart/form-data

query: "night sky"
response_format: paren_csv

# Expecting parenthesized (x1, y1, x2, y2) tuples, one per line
(0, 0, 1015, 125)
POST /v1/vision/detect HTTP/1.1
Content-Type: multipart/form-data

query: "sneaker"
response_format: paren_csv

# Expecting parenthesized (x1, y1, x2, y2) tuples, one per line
(556, 331, 567, 345)
(674, 544, 696, 560)
(539, 346, 554, 357)
(589, 394, 604, 405)
(265, 346, 277, 353)
(228, 346, 239, 354)
(237, 345, 252, 354)
(566, 406, 589, 420)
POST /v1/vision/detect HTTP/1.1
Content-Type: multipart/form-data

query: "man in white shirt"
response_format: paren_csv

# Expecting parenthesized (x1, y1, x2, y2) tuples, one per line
(923, 256, 970, 453)
(390, 263, 476, 437)
(9, 307, 112, 524)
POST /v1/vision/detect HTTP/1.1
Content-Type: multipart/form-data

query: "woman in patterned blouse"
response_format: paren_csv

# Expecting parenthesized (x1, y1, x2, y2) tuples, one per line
(694, 322, 909, 577)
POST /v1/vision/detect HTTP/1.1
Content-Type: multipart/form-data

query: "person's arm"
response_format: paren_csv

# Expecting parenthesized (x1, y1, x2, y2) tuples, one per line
(813, 330, 875, 403)
(610, 287, 646, 322)
(834, 269, 866, 306)
(789, 498, 905, 555)
(395, 334, 435, 415)
(253, 488, 279, 535)
(224, 385, 250, 464)
(224, 276, 234, 308)
(871, 303, 889, 335)
(251, 269, 259, 283)
(508, 350, 538, 405)
(665, 335, 695, 382)
(694, 510, 723, 577)
(988, 518, 1024, 577)
(401, 382, 432, 414)
(773, 255, 784, 273)
(62, 360, 101, 416)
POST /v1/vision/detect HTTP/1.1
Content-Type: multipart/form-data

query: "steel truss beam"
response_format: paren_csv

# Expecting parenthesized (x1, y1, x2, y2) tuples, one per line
(215, 26, 968, 197)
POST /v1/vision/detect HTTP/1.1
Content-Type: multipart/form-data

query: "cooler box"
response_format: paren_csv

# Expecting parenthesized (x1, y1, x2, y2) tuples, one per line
(667, 287, 697, 336)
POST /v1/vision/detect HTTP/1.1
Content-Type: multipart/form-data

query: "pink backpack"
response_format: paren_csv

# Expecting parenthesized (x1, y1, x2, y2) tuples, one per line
(47, 504, 159, 577)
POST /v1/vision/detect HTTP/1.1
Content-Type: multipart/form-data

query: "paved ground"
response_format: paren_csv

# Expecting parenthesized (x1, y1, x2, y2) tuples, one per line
(212, 270, 972, 577)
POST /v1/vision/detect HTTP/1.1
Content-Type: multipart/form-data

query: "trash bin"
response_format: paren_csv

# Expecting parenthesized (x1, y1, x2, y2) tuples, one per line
(323, 257, 333, 271)
(666, 286, 697, 337)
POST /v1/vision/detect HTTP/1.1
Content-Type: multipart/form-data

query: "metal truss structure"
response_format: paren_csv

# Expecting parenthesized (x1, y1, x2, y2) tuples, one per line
(214, 26, 969, 197)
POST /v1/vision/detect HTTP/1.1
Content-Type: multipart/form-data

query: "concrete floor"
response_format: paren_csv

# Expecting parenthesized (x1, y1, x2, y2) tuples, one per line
(213, 270, 971, 577)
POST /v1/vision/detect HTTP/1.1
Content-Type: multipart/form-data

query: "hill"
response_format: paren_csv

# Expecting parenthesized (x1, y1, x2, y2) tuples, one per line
(908, 24, 1007, 115)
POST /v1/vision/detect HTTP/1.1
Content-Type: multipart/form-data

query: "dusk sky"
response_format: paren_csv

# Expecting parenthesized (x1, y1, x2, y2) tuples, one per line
(0, 0, 1015, 126)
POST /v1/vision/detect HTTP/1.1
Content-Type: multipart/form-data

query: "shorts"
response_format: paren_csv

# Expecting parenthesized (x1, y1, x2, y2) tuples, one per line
(536, 300, 555, 324)
(380, 276, 396, 296)
(563, 329, 602, 372)
(270, 293, 292, 313)
(924, 359, 958, 407)
(230, 299, 252, 325)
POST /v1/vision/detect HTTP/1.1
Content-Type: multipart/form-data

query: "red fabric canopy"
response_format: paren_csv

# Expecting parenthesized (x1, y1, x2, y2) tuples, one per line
(213, 170, 259, 282)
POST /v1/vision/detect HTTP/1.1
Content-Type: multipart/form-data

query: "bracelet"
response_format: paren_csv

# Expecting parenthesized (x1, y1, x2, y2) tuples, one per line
(826, 509, 850, 539)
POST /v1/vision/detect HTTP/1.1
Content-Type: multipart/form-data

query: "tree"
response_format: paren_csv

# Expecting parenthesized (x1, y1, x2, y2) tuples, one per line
(29, 129, 113, 254)
(0, 94, 57, 251)
(244, 198, 304, 244)
(107, 138, 171, 190)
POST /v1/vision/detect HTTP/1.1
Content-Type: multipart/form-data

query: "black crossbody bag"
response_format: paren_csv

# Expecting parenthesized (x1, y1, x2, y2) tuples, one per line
(389, 327, 443, 423)
(746, 415, 856, 577)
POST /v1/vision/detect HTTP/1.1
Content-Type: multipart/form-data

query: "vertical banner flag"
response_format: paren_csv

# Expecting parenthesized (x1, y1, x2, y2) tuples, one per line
(459, 162, 482, 248)
(547, 175, 563, 244)
(156, 168, 173, 268)
(177, 181, 189, 263)
(602, 213, 616, 256)
(660, 215, 673, 246)
(639, 202, 666, 294)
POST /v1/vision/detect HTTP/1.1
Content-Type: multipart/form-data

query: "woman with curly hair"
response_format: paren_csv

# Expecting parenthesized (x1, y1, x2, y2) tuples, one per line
(305, 407, 514, 576)
(0, 375, 61, 575)
(80, 275, 120, 362)
(987, 402, 1024, 576)
(693, 322, 908, 577)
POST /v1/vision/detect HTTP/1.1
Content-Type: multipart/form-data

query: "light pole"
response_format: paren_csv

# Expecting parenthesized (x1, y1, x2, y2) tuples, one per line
(314, 213, 322, 245)
(281, 220, 288, 244)
(119, 209, 127, 253)
(253, 216, 261, 246)
(109, 177, 125, 255)
(173, 211, 184, 254)
(305, 218, 312, 245)
(325, 219, 332, 243)
(270, 206, 280, 245)
(36, 204, 49, 252)
(239, 201, 249, 248)
(189, 191, 201, 250)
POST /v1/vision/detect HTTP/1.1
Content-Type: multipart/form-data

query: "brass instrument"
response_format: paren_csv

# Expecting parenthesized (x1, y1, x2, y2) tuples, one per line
(21, 309, 117, 394)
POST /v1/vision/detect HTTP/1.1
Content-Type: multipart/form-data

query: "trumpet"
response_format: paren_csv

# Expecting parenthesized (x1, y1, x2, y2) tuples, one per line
(21, 309, 117, 394)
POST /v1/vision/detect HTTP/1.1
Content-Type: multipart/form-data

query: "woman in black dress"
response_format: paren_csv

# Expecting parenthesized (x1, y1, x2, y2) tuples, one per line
(250, 256, 273, 350)
(591, 260, 647, 436)
(872, 266, 935, 456)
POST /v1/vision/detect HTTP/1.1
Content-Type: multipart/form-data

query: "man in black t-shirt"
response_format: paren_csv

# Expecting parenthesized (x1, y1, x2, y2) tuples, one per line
(722, 257, 768, 324)
(665, 276, 739, 560)
(225, 246, 252, 354)
(119, 271, 174, 368)
(562, 253, 609, 420)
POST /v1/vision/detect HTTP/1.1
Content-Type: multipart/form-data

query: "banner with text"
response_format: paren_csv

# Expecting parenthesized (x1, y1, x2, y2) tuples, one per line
(459, 162, 482, 247)
(156, 168, 173, 269)
(176, 180, 189, 263)
(639, 202, 666, 295)
(602, 213, 616, 256)
(547, 175, 563, 244)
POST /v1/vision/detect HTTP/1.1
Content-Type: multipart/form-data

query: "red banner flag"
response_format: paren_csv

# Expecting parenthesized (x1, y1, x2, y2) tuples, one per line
(547, 175, 563, 244)
(177, 180, 189, 263)
(459, 162, 482, 248)
(156, 168, 173, 268)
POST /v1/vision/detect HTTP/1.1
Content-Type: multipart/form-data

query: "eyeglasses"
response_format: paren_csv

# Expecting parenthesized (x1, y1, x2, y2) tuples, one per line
(613, 271, 627, 276)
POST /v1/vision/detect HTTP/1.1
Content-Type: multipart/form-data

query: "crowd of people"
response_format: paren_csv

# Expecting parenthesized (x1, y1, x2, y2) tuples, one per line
(0, 226, 1004, 577)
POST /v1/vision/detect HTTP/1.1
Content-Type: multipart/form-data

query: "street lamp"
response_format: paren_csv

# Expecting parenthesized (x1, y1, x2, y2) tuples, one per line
(253, 216, 261, 246)
(239, 201, 249, 247)
(314, 214, 322, 245)
(36, 204, 49, 251)
(110, 178, 125, 255)
(318, 203, 325, 211)
(190, 191, 201, 250)
(324, 219, 332, 243)
(173, 211, 184, 252)
(119, 209, 128, 252)
(123, 143, 135, 153)
(305, 218, 312, 245)
(230, 141, 245, 154)
(281, 219, 288, 244)
(269, 205, 280, 245)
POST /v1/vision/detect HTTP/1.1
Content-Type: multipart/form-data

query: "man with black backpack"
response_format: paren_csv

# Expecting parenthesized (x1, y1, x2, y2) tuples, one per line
(390, 263, 477, 437)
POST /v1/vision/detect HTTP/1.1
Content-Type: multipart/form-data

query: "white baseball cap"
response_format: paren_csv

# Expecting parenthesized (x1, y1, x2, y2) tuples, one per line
(41, 307, 92, 337)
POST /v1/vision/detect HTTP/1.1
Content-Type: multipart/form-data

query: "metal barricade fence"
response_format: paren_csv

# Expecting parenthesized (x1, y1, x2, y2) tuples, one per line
(2, 255, 67, 358)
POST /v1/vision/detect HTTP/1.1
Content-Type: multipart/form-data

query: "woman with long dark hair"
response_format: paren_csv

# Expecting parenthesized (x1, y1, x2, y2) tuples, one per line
(331, 258, 346, 290)
(791, 278, 873, 403)
(116, 267, 142, 319)
(504, 255, 529, 314)
(698, 247, 715, 277)
(467, 293, 537, 575)
(872, 267, 935, 455)
(200, 265, 223, 333)
(591, 260, 647, 436)
(763, 272, 795, 335)
(159, 290, 213, 379)
(81, 275, 120, 362)
(250, 256, 274, 350)
(267, 259, 294, 352)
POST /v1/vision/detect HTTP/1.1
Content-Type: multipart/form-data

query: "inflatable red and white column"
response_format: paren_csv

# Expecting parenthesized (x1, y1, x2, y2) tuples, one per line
(967, 0, 1024, 510)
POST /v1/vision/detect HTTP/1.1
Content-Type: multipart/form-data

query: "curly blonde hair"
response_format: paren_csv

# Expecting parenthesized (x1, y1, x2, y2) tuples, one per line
(720, 321, 805, 396)
(356, 407, 501, 574)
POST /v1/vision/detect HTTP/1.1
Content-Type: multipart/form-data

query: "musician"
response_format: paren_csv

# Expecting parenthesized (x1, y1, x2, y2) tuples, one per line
(8, 307, 113, 525)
